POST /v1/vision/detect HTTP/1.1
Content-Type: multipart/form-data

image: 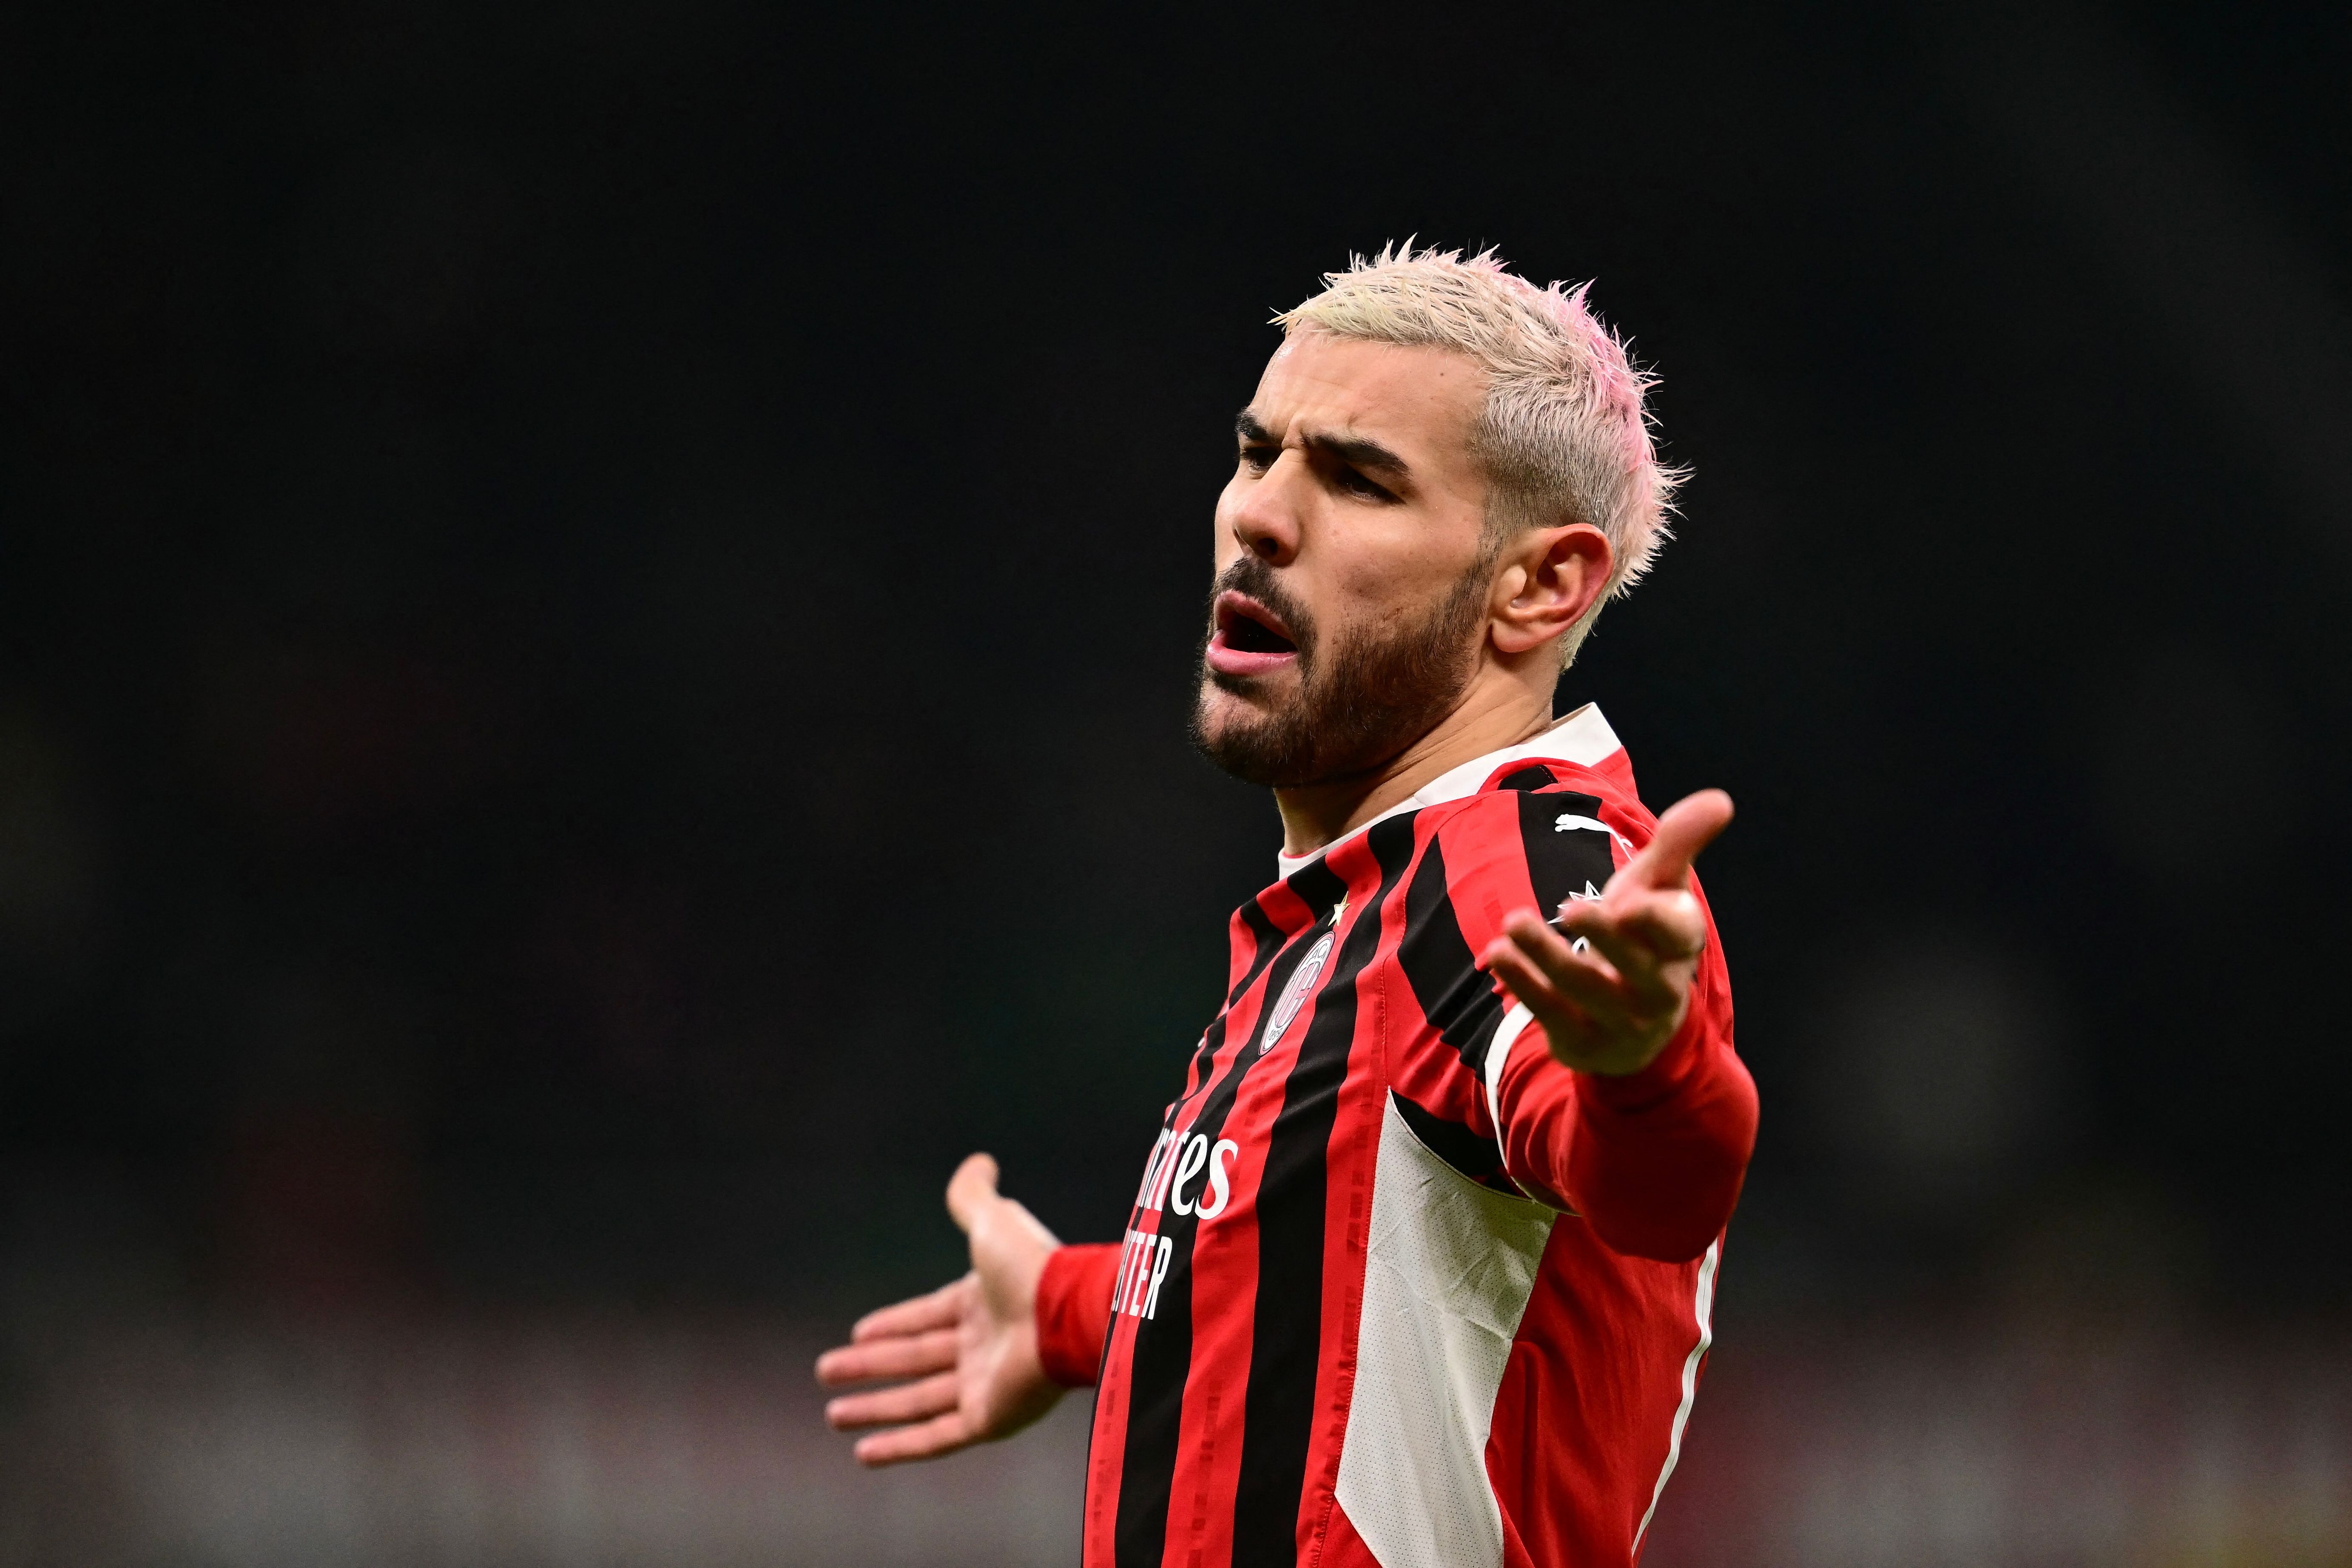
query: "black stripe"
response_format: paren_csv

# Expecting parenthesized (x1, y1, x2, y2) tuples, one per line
(1229, 816, 1416, 1566)
(1495, 763, 1559, 791)
(1395, 834, 1509, 1072)
(1109, 1190, 1191, 1568)
(1231, 898, 1285, 1005)
(1171, 896, 1302, 1117)
(1390, 1088, 1520, 1190)
(1112, 892, 1333, 1568)
(1516, 788, 1616, 919)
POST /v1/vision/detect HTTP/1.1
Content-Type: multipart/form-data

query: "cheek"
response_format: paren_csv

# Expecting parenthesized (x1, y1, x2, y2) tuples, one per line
(1331, 527, 1472, 613)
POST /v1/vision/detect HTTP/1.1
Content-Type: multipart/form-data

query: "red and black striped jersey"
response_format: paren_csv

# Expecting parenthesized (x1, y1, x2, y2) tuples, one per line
(1032, 705, 1758, 1568)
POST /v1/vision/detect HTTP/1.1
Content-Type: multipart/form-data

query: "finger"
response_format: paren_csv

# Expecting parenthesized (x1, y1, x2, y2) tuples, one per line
(814, 1327, 960, 1387)
(1573, 889, 1705, 965)
(1522, 942, 1636, 1031)
(1485, 919, 1632, 1030)
(845, 1276, 967, 1343)
(1622, 788, 1733, 894)
(826, 1370, 961, 1431)
(1499, 911, 1632, 1007)
(1494, 907, 1599, 981)
(1556, 895, 1703, 998)
(946, 1153, 1001, 1235)
(1554, 911, 1666, 997)
(1481, 935, 1568, 1016)
(1482, 936, 1606, 1058)
(853, 1409, 976, 1467)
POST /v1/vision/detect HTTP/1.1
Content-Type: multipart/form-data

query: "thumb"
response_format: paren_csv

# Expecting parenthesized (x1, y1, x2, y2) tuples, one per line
(1626, 788, 1734, 893)
(946, 1152, 1001, 1235)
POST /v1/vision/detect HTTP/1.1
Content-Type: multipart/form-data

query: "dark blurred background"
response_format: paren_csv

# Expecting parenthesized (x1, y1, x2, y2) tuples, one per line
(3, 3, 2348, 1563)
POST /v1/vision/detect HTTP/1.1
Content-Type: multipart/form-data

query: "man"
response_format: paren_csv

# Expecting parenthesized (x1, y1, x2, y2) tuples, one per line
(816, 246, 1758, 1568)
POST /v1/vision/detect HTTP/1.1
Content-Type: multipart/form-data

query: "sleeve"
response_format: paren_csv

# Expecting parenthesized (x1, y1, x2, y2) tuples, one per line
(1490, 908, 1756, 1261)
(1033, 1241, 1121, 1388)
(1396, 782, 1757, 1264)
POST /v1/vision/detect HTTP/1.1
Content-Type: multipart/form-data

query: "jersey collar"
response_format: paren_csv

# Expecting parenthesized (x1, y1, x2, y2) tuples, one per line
(1274, 703, 1624, 881)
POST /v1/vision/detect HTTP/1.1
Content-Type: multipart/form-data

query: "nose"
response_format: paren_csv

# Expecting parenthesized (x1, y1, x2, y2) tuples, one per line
(1225, 456, 1301, 567)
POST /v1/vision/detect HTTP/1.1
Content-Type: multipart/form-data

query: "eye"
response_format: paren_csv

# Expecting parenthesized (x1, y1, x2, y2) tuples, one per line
(1238, 444, 1278, 473)
(1336, 467, 1396, 502)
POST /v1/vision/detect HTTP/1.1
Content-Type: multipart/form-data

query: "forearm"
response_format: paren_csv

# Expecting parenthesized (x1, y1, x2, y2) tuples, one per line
(1033, 1241, 1121, 1387)
(1498, 998, 1757, 1262)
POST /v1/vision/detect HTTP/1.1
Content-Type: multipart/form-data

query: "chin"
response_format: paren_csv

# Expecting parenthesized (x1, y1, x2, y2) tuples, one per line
(1196, 674, 1280, 731)
(1190, 678, 1317, 788)
(1192, 684, 1245, 746)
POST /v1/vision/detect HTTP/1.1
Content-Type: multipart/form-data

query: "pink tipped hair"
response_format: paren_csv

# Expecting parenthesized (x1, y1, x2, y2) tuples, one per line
(1274, 243, 1685, 664)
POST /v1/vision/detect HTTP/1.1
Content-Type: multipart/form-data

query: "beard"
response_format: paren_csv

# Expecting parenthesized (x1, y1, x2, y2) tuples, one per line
(1189, 554, 1490, 789)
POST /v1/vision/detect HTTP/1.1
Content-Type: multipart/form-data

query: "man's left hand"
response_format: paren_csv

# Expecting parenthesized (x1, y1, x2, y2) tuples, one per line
(1480, 788, 1733, 1078)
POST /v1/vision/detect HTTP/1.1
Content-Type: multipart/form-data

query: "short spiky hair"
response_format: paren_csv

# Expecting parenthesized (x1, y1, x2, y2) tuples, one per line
(1274, 244, 1683, 666)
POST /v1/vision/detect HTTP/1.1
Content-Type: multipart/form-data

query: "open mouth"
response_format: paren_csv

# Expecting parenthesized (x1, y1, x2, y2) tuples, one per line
(1206, 591, 1300, 678)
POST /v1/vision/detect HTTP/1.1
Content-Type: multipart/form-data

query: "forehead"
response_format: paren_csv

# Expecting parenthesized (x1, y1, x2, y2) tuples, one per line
(1249, 334, 1486, 462)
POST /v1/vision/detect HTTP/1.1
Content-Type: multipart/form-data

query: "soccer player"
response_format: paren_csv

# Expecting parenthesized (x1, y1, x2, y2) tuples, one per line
(816, 246, 1758, 1568)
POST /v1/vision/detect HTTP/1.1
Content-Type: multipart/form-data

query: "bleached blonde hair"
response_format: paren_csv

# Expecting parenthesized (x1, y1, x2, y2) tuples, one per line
(1275, 244, 1684, 666)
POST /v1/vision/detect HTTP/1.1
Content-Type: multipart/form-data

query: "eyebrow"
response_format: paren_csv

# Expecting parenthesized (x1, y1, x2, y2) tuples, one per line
(1235, 409, 1412, 481)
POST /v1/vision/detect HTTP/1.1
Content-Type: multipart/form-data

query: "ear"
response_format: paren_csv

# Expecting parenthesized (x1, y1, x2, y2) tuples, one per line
(1490, 524, 1613, 657)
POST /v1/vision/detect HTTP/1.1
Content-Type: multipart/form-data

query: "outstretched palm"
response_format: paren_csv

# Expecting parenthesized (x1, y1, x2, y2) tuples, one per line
(1482, 788, 1734, 1077)
(816, 1153, 1064, 1466)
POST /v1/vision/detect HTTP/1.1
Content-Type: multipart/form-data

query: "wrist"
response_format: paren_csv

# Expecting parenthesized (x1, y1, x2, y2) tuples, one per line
(1577, 1002, 1706, 1110)
(1544, 994, 1689, 1078)
(1034, 1241, 1118, 1389)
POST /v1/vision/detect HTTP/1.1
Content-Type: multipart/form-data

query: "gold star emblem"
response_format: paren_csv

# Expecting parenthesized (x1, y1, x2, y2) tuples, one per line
(1330, 894, 1349, 925)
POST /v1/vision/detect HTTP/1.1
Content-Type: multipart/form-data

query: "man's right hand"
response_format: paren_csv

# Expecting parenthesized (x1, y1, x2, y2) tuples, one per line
(816, 1153, 1064, 1466)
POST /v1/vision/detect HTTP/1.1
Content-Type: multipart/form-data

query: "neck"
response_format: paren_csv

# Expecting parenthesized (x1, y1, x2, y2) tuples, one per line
(1272, 672, 1556, 860)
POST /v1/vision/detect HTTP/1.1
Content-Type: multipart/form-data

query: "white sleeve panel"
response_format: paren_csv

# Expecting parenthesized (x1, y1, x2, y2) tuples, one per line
(1481, 1002, 1535, 1164)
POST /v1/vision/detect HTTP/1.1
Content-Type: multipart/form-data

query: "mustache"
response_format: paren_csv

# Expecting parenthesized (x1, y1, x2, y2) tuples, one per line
(1210, 556, 1317, 655)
